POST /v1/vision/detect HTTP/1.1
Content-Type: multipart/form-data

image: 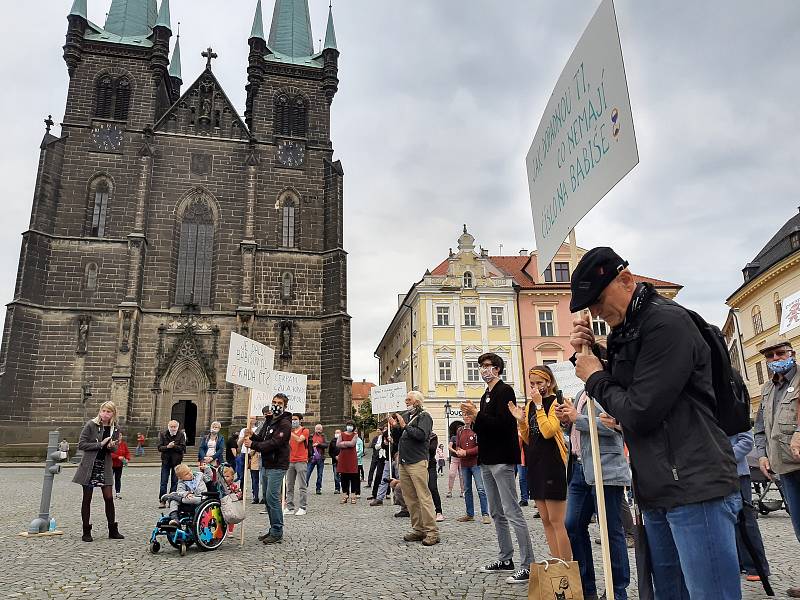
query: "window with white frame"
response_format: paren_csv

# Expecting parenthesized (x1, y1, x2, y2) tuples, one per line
(539, 310, 554, 336)
(490, 306, 505, 327)
(499, 357, 511, 382)
(466, 360, 480, 382)
(436, 305, 450, 326)
(592, 317, 609, 337)
(438, 359, 453, 381)
(464, 306, 477, 327)
(463, 271, 473, 289)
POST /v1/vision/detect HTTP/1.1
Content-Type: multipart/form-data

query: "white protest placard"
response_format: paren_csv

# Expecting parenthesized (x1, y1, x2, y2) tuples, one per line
(225, 332, 275, 392)
(370, 382, 408, 415)
(548, 360, 586, 400)
(780, 290, 800, 335)
(250, 371, 308, 416)
(526, 0, 639, 274)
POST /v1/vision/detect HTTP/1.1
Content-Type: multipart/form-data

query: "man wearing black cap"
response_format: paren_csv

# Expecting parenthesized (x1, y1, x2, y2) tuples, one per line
(754, 336, 800, 597)
(568, 247, 740, 600)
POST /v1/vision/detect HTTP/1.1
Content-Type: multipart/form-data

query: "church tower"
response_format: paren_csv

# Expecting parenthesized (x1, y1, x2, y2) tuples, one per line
(0, 0, 350, 444)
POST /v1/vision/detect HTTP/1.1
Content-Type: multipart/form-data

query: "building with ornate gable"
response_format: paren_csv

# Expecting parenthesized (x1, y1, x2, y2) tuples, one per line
(0, 0, 350, 445)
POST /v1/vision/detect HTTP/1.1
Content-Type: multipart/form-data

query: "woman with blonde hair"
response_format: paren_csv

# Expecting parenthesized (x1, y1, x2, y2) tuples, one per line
(509, 365, 571, 561)
(72, 401, 125, 542)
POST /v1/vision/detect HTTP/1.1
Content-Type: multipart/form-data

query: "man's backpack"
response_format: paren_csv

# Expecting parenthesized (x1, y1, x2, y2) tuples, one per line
(682, 309, 751, 435)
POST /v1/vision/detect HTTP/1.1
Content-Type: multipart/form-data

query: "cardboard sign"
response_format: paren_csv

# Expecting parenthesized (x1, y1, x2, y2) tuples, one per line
(780, 290, 800, 335)
(547, 360, 585, 400)
(250, 371, 308, 416)
(370, 382, 408, 415)
(526, 0, 639, 274)
(225, 332, 275, 393)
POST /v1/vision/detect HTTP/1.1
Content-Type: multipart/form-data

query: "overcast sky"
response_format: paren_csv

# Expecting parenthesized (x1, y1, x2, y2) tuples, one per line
(1, 1, 798, 383)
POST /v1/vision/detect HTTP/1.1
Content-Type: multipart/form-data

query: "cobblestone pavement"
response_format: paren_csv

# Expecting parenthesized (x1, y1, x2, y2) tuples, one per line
(2, 466, 798, 599)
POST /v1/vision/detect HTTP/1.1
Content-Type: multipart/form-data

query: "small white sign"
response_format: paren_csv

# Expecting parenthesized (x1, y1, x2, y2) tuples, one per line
(547, 361, 585, 400)
(780, 290, 800, 335)
(371, 382, 408, 415)
(526, 0, 639, 274)
(250, 371, 308, 416)
(225, 332, 275, 393)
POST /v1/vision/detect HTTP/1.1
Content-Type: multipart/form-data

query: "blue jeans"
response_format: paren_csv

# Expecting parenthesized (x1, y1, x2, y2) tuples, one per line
(260, 465, 267, 505)
(307, 458, 325, 492)
(565, 462, 629, 600)
(643, 492, 742, 600)
(461, 465, 489, 517)
(518, 464, 529, 502)
(159, 463, 178, 499)
(332, 463, 341, 492)
(263, 468, 287, 539)
(780, 469, 800, 543)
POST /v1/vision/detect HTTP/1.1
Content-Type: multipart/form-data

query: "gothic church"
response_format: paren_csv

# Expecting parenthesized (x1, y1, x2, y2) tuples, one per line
(0, 0, 351, 444)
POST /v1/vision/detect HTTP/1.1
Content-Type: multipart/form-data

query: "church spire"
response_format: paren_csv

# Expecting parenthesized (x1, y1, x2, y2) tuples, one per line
(104, 0, 158, 38)
(169, 32, 182, 82)
(250, 0, 265, 41)
(268, 0, 314, 58)
(323, 3, 337, 51)
(155, 0, 171, 32)
(69, 0, 88, 20)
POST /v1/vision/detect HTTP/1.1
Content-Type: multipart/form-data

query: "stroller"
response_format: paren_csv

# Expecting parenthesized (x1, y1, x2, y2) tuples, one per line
(149, 464, 231, 556)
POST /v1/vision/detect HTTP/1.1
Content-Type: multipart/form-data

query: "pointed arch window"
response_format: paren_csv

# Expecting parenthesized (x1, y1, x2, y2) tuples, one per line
(85, 263, 98, 291)
(176, 200, 215, 306)
(282, 200, 297, 248)
(89, 180, 110, 237)
(95, 75, 132, 121)
(275, 93, 308, 137)
(752, 305, 763, 335)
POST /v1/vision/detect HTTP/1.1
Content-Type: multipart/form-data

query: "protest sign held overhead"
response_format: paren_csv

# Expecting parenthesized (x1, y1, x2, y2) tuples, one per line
(250, 371, 308, 416)
(526, 0, 639, 274)
(225, 332, 275, 393)
(370, 382, 408, 415)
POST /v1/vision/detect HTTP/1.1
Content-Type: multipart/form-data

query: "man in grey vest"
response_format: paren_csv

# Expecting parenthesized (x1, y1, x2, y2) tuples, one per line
(754, 336, 800, 597)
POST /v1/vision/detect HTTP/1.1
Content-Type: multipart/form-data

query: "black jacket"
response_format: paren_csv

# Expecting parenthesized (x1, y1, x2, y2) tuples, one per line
(157, 429, 187, 467)
(585, 284, 738, 510)
(250, 411, 292, 470)
(473, 379, 521, 466)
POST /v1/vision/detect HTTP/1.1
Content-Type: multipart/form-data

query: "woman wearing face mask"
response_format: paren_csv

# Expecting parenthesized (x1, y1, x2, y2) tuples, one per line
(72, 401, 124, 542)
(336, 420, 361, 504)
(509, 365, 572, 561)
(198, 421, 224, 467)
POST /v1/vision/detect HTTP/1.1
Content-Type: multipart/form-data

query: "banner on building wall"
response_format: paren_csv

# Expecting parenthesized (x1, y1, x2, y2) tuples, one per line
(250, 371, 308, 416)
(526, 0, 638, 274)
(548, 360, 585, 399)
(225, 332, 275, 393)
(779, 290, 800, 335)
(370, 382, 408, 415)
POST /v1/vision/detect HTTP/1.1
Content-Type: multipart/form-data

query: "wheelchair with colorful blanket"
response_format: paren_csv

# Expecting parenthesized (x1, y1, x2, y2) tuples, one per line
(149, 465, 231, 556)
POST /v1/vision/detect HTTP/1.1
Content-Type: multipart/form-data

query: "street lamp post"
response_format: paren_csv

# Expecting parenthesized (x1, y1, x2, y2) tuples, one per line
(444, 399, 451, 439)
(71, 384, 92, 464)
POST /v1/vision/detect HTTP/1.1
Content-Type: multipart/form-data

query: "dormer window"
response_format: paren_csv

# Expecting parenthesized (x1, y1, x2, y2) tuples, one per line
(463, 271, 473, 289)
(791, 231, 800, 250)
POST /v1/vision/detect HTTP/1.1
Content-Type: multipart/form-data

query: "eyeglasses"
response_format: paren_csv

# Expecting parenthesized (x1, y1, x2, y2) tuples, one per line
(763, 349, 791, 359)
(479, 365, 496, 372)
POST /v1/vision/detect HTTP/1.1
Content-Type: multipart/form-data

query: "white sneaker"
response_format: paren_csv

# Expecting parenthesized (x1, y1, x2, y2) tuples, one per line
(295, 508, 306, 516)
(283, 507, 293, 515)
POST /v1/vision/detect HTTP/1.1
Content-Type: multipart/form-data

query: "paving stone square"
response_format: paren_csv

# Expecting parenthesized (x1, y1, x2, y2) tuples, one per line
(2, 465, 797, 599)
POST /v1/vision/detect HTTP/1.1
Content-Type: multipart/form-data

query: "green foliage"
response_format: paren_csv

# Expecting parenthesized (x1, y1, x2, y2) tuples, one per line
(352, 397, 378, 435)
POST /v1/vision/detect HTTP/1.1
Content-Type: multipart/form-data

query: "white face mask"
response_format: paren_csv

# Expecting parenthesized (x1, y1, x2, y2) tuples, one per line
(211, 428, 220, 434)
(168, 428, 178, 436)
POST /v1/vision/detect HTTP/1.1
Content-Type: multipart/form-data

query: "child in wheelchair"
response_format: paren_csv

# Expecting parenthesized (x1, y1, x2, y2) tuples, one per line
(161, 463, 213, 525)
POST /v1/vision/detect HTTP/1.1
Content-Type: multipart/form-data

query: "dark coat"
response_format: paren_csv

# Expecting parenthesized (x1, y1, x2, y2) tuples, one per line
(197, 432, 224, 464)
(157, 429, 187, 467)
(250, 411, 292, 470)
(72, 419, 119, 486)
(473, 379, 521, 466)
(585, 283, 738, 510)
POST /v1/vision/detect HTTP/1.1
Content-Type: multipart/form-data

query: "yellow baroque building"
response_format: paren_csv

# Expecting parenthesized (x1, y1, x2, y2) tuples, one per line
(375, 227, 525, 443)
(725, 209, 800, 412)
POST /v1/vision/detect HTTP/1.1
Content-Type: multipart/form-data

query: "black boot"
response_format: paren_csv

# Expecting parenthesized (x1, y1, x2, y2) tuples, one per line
(81, 524, 93, 542)
(108, 522, 124, 540)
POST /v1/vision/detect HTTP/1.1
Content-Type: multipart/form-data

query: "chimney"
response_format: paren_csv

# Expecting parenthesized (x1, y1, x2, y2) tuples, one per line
(519, 249, 529, 256)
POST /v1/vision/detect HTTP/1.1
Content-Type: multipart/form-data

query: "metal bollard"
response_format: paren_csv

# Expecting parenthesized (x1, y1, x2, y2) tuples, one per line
(28, 430, 66, 534)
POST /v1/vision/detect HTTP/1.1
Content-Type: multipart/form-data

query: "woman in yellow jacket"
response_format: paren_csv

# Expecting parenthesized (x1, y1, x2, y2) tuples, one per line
(509, 365, 572, 561)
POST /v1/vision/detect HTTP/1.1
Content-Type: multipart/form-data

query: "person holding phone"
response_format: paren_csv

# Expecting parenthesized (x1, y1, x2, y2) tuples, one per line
(509, 365, 571, 562)
(72, 401, 124, 542)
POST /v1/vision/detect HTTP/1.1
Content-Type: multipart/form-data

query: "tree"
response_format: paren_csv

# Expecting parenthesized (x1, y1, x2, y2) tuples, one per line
(352, 396, 378, 436)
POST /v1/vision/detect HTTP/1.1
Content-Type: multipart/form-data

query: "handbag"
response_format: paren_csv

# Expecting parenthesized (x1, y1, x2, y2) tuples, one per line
(528, 559, 583, 600)
(220, 493, 246, 524)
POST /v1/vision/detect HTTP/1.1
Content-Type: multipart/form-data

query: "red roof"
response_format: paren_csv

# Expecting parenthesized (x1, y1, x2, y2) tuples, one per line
(429, 255, 681, 290)
(351, 381, 376, 401)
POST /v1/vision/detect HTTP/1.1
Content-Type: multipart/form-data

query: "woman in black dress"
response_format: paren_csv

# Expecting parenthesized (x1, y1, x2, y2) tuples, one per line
(509, 365, 571, 560)
(72, 401, 125, 542)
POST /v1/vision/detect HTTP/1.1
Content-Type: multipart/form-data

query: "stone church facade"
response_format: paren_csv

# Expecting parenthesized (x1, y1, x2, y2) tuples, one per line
(0, 0, 351, 444)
